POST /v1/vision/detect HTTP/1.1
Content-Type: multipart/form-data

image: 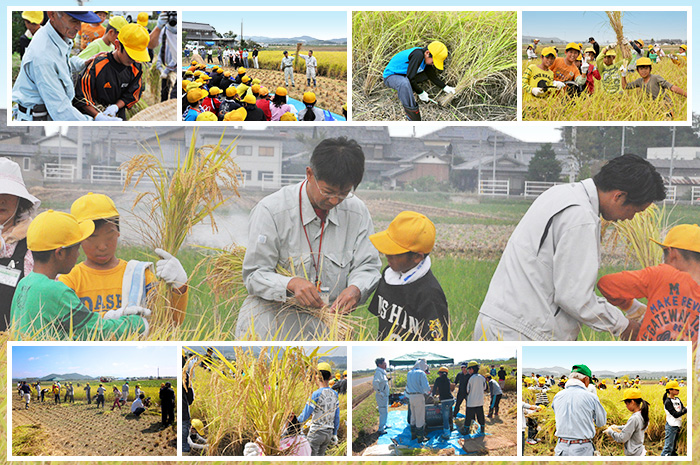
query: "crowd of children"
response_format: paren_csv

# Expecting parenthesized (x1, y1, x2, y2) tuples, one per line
(523, 39, 686, 111)
(182, 60, 346, 122)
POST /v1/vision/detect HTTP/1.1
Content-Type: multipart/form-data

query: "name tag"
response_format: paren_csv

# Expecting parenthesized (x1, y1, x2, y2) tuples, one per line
(0, 264, 22, 288)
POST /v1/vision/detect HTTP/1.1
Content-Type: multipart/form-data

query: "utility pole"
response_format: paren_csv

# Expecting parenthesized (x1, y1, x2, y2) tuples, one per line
(76, 127, 84, 180)
(669, 126, 676, 187)
(620, 126, 625, 156)
(492, 133, 497, 194)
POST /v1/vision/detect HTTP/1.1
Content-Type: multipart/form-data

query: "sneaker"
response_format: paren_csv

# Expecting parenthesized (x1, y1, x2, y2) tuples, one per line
(526, 439, 537, 445)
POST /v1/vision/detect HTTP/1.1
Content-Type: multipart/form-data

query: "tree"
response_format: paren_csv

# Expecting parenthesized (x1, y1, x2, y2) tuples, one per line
(528, 143, 562, 182)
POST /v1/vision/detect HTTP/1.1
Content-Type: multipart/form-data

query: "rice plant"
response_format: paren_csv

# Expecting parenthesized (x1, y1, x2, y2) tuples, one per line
(606, 204, 673, 268)
(352, 10, 517, 121)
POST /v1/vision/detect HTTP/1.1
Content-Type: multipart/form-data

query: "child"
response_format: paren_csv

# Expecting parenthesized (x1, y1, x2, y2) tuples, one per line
(526, 44, 537, 60)
(111, 386, 122, 410)
(596, 46, 625, 94)
(218, 87, 242, 120)
(581, 46, 601, 94)
(431, 366, 454, 439)
(621, 57, 687, 102)
(296, 362, 340, 456)
(58, 193, 188, 325)
(201, 86, 221, 114)
(11, 210, 149, 340)
(597, 224, 700, 347)
(549, 42, 586, 90)
(187, 418, 209, 453)
(522, 402, 542, 449)
(463, 360, 487, 435)
(367, 211, 448, 341)
(183, 88, 207, 121)
(243, 414, 311, 456)
(604, 388, 649, 456)
(661, 380, 686, 456)
(522, 47, 556, 101)
(484, 373, 502, 418)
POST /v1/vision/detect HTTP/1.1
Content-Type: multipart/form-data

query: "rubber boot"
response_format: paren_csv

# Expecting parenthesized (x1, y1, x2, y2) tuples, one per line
(403, 106, 421, 121)
(410, 425, 417, 440)
(417, 426, 426, 442)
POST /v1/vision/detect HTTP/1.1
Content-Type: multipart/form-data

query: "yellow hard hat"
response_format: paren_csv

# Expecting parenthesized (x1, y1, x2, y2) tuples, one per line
(622, 388, 643, 401)
(427, 41, 448, 70)
(191, 419, 205, 434)
(71, 193, 119, 223)
(317, 362, 332, 373)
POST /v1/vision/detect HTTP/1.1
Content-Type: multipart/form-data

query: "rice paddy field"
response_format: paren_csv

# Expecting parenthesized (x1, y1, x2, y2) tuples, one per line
(256, 49, 347, 79)
(352, 10, 517, 121)
(523, 382, 688, 456)
(521, 48, 688, 122)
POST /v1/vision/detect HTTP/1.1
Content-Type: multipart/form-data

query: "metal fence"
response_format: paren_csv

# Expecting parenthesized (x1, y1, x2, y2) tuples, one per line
(43, 163, 75, 182)
(260, 173, 305, 190)
(90, 165, 125, 184)
(524, 181, 563, 198)
(692, 186, 700, 205)
(478, 179, 510, 197)
(664, 185, 677, 203)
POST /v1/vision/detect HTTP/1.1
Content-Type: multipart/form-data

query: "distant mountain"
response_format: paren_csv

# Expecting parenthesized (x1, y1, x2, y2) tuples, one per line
(524, 366, 687, 379)
(522, 36, 566, 44)
(246, 35, 346, 45)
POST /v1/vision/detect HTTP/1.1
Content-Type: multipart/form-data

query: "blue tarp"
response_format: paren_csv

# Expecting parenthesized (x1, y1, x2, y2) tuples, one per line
(376, 410, 488, 456)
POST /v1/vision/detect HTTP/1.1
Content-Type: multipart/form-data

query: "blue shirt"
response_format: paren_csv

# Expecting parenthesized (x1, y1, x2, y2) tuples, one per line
(551, 381, 607, 439)
(383, 47, 425, 79)
(406, 368, 430, 395)
(183, 107, 203, 121)
(12, 21, 91, 121)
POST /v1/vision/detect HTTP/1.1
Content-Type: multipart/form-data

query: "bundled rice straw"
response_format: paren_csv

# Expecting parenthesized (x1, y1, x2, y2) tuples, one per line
(194, 245, 248, 306)
(128, 99, 178, 121)
(606, 11, 631, 60)
(121, 129, 242, 327)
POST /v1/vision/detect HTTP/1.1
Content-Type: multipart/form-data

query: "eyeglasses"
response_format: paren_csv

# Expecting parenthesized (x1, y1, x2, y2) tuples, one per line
(311, 175, 355, 201)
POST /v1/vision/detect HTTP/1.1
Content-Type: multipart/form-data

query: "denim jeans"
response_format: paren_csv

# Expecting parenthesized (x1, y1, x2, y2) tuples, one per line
(440, 399, 455, 435)
(661, 423, 680, 456)
(182, 419, 192, 453)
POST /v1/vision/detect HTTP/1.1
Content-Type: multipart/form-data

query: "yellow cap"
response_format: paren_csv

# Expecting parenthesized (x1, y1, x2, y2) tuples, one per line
(28, 210, 95, 252)
(680, 44, 687, 50)
(583, 46, 595, 54)
(22, 11, 43, 24)
(137, 12, 149, 27)
(280, 112, 297, 121)
(665, 380, 680, 390)
(259, 86, 269, 96)
(636, 39, 645, 48)
(651, 224, 700, 253)
(187, 88, 208, 103)
(251, 84, 261, 93)
(538, 377, 546, 384)
(109, 16, 128, 31)
(118, 23, 150, 62)
(566, 42, 581, 51)
(343, 370, 347, 375)
(208, 86, 222, 96)
(182, 79, 192, 90)
(238, 67, 247, 74)
(275, 87, 288, 97)
(541, 47, 557, 57)
(636, 57, 653, 67)
(186, 81, 202, 92)
(576, 54, 582, 61)
(302, 92, 316, 104)
(243, 94, 256, 105)
(622, 388, 643, 401)
(427, 41, 448, 70)
(317, 362, 332, 372)
(241, 76, 251, 84)
(369, 211, 436, 255)
(191, 419, 205, 434)
(467, 360, 478, 368)
(225, 87, 238, 98)
(196, 111, 218, 121)
(217, 68, 224, 74)
(438, 366, 449, 373)
(71, 193, 119, 222)
(605, 49, 617, 57)
(224, 71, 231, 77)
(224, 108, 247, 121)
(200, 74, 211, 80)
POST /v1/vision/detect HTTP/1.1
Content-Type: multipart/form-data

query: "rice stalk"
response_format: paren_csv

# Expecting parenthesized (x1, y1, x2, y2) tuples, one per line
(610, 204, 673, 268)
(120, 129, 243, 328)
(606, 12, 631, 60)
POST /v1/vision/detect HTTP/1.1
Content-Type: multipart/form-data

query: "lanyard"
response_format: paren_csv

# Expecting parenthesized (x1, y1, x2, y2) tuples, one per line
(299, 180, 325, 288)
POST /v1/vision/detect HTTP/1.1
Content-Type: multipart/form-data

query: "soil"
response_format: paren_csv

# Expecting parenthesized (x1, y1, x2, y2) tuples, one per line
(352, 381, 517, 456)
(12, 395, 177, 456)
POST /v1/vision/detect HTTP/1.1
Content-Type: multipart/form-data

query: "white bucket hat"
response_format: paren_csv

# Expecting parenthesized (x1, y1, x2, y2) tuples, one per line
(0, 157, 40, 209)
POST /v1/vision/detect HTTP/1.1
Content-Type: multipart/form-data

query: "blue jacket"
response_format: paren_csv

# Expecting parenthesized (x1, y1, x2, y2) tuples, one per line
(383, 47, 425, 79)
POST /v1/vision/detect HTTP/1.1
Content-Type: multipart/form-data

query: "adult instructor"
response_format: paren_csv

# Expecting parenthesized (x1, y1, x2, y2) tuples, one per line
(474, 154, 666, 341)
(236, 137, 382, 340)
(12, 11, 118, 122)
(373, 357, 390, 434)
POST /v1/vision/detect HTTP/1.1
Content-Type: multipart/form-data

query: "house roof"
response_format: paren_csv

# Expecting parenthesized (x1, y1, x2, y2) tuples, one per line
(454, 154, 529, 171)
(182, 22, 217, 33)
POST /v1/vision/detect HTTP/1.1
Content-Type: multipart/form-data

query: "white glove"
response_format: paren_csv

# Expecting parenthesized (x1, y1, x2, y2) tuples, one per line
(531, 87, 544, 97)
(155, 248, 188, 288)
(330, 435, 339, 446)
(94, 112, 122, 122)
(552, 81, 565, 90)
(620, 65, 627, 77)
(157, 11, 169, 29)
(580, 62, 589, 74)
(574, 75, 586, 86)
(103, 306, 151, 320)
(608, 43, 617, 49)
(625, 299, 647, 323)
(417, 91, 430, 102)
(243, 442, 262, 456)
(160, 70, 170, 80)
(104, 104, 119, 117)
(443, 85, 456, 94)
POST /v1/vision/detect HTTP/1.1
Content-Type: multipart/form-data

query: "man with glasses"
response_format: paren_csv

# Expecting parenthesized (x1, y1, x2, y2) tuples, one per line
(12, 11, 120, 121)
(236, 137, 382, 340)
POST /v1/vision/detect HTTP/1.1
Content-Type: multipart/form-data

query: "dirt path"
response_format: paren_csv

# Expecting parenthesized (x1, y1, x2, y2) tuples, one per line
(12, 396, 176, 456)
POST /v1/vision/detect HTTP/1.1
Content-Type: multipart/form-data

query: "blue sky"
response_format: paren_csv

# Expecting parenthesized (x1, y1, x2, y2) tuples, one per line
(522, 345, 687, 373)
(12, 345, 178, 379)
(183, 11, 347, 40)
(523, 11, 687, 44)
(353, 343, 516, 371)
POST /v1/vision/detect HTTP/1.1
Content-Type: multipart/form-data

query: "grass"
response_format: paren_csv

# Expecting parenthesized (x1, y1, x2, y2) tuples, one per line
(256, 50, 347, 79)
(352, 10, 517, 121)
(523, 382, 688, 456)
(522, 57, 687, 121)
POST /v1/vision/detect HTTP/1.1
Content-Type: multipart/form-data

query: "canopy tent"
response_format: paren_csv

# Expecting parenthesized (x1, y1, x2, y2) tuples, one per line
(389, 351, 454, 367)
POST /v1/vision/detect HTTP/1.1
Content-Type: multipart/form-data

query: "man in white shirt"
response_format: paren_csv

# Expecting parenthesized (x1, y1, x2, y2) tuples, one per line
(372, 357, 390, 434)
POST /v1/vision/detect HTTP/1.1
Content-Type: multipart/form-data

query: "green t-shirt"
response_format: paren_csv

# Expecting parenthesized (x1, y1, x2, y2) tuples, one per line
(596, 57, 625, 94)
(11, 272, 145, 340)
(78, 38, 114, 60)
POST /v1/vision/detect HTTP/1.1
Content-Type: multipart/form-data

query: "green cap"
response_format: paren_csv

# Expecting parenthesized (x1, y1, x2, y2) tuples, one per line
(572, 364, 592, 378)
